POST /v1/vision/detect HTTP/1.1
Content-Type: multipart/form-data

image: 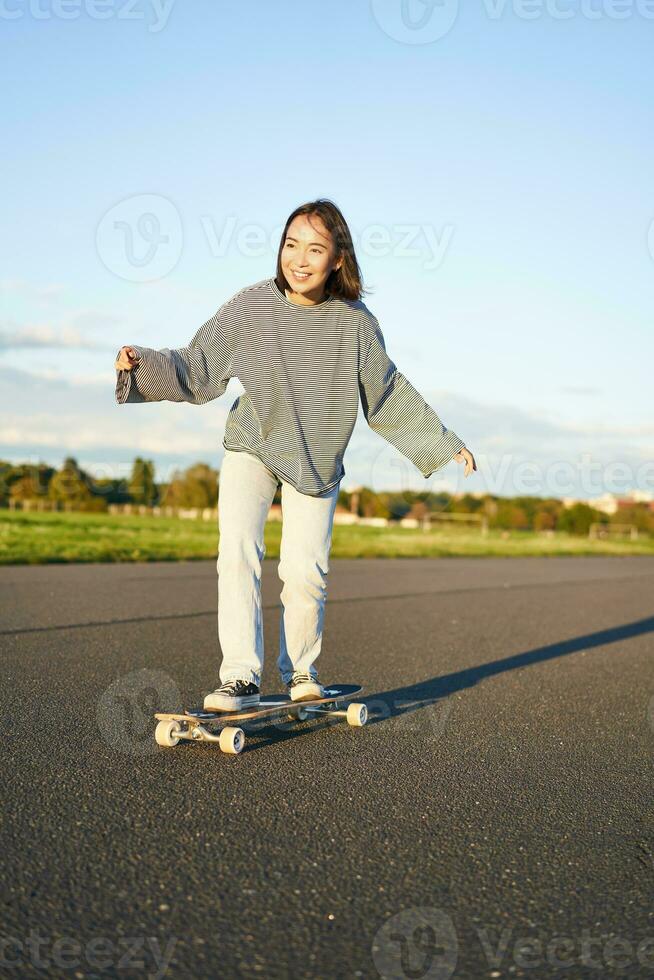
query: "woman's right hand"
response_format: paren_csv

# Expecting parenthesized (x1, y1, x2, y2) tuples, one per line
(454, 446, 477, 478)
(115, 346, 140, 371)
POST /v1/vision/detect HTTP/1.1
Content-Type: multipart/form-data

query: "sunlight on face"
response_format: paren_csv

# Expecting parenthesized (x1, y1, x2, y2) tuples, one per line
(280, 213, 342, 305)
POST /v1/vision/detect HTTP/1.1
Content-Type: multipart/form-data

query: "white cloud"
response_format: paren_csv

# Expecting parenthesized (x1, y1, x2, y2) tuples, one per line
(19, 367, 118, 386)
(66, 310, 125, 333)
(0, 279, 66, 304)
(0, 310, 130, 351)
(558, 385, 602, 396)
(0, 322, 109, 351)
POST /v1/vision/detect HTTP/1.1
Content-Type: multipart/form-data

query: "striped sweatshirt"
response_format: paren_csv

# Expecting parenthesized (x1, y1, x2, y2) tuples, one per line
(115, 276, 465, 497)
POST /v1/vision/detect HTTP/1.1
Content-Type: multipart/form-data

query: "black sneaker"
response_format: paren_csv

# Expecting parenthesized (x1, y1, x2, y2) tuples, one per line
(287, 672, 324, 702)
(203, 679, 260, 712)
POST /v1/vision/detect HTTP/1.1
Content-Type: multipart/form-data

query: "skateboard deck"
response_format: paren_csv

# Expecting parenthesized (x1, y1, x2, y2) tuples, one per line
(154, 684, 366, 754)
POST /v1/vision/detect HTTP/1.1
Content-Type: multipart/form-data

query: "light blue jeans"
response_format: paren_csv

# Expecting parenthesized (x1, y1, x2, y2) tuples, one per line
(217, 448, 341, 687)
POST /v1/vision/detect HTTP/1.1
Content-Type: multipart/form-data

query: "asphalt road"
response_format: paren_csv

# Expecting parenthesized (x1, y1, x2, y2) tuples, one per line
(1, 556, 652, 979)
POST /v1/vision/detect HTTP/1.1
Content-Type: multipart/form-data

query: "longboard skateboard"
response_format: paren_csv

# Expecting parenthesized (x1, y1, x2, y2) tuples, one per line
(154, 684, 367, 754)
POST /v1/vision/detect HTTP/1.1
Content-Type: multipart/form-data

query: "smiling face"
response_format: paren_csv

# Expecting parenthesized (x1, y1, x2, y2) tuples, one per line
(280, 213, 343, 305)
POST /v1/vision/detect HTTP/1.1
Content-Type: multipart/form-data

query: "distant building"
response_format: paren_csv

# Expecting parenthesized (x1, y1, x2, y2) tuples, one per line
(616, 493, 654, 513)
(588, 493, 619, 515)
(563, 491, 654, 515)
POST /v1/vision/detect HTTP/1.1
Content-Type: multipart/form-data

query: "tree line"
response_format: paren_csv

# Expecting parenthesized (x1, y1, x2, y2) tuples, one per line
(1, 457, 652, 536)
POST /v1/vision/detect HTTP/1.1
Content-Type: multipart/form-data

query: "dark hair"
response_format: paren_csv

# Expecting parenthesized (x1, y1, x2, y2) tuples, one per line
(274, 198, 371, 302)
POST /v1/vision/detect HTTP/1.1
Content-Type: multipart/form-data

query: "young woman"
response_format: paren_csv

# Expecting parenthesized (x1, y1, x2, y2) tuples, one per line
(115, 199, 476, 711)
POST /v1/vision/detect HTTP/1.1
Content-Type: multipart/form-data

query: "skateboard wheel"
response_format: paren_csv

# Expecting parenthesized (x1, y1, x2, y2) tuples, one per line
(287, 707, 309, 721)
(155, 720, 183, 747)
(347, 703, 368, 727)
(219, 726, 245, 754)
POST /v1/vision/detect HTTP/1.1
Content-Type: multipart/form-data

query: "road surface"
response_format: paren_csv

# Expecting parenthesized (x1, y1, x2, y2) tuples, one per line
(1, 556, 652, 978)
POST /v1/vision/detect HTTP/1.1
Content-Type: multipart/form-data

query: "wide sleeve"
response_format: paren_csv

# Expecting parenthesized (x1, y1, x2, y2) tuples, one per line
(358, 313, 465, 478)
(115, 305, 235, 406)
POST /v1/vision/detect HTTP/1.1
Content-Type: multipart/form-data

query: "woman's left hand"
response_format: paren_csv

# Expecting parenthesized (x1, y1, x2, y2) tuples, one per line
(453, 446, 477, 477)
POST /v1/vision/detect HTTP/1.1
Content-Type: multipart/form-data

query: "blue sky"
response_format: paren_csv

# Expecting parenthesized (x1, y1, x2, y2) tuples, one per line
(1, 1, 652, 499)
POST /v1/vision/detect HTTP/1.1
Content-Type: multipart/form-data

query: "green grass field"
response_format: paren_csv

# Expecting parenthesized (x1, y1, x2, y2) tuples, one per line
(1, 509, 653, 564)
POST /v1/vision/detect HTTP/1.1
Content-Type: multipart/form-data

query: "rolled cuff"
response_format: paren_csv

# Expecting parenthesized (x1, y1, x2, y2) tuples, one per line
(422, 430, 466, 478)
(114, 346, 148, 404)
